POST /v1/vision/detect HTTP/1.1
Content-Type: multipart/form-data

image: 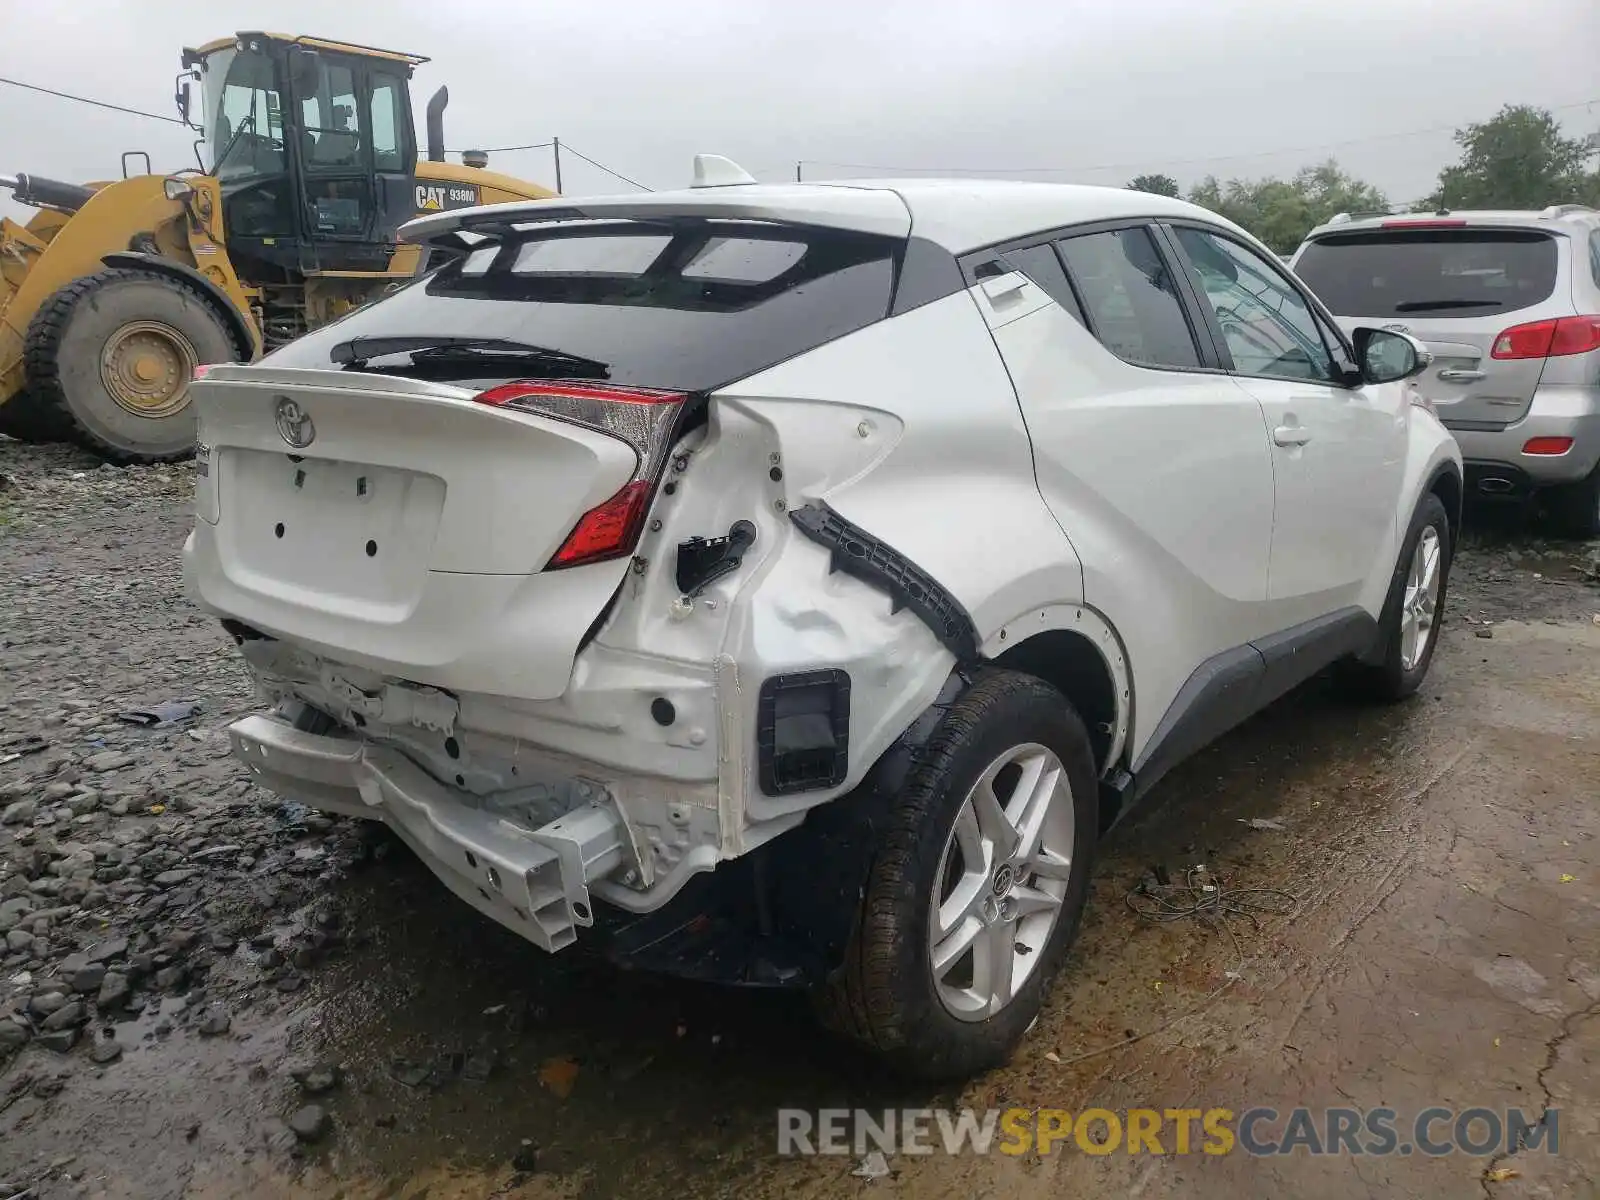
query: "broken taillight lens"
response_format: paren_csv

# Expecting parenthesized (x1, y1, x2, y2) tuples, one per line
(474, 381, 687, 569)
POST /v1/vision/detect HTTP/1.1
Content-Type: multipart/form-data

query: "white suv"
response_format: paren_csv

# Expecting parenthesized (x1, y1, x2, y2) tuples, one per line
(183, 168, 1461, 1080)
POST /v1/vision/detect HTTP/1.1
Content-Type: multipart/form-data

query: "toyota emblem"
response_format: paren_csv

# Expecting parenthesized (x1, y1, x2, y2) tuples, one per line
(275, 397, 315, 449)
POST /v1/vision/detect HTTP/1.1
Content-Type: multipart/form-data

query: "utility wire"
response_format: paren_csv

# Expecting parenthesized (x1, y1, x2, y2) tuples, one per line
(0, 73, 643, 191)
(0, 74, 186, 125)
(800, 95, 1600, 178)
(465, 140, 554, 155)
(558, 144, 652, 191)
(0, 75, 556, 159)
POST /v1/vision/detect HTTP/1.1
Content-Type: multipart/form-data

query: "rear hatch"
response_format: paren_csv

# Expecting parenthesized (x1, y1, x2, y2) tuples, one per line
(1294, 224, 1566, 427)
(187, 216, 904, 697)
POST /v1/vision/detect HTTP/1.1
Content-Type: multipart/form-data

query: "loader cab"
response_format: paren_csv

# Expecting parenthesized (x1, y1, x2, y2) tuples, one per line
(184, 33, 425, 276)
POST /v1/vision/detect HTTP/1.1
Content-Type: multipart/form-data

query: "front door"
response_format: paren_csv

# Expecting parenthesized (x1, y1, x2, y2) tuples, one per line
(1167, 225, 1405, 624)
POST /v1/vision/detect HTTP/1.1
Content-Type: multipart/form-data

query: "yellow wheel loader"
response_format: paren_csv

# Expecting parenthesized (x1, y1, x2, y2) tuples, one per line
(0, 32, 557, 463)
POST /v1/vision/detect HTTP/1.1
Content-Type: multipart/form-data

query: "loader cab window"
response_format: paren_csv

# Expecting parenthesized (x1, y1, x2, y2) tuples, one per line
(300, 63, 364, 170)
(204, 46, 286, 179)
(369, 74, 406, 172)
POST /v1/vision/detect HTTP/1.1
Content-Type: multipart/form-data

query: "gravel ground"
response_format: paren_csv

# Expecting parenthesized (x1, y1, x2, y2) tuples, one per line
(1, 441, 376, 1099)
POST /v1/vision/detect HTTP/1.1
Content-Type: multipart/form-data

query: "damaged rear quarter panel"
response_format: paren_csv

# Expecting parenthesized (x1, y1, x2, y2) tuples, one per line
(600, 289, 1087, 835)
(719, 286, 1084, 636)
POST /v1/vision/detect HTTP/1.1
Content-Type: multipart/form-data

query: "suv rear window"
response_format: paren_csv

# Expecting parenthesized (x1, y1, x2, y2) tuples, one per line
(267, 221, 899, 392)
(1294, 228, 1559, 318)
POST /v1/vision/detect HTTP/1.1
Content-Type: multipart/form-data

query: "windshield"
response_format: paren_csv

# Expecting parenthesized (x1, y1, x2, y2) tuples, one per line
(200, 45, 287, 179)
(264, 221, 900, 392)
(1295, 228, 1559, 318)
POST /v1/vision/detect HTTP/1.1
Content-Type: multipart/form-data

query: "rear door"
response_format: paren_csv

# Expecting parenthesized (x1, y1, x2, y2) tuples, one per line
(1293, 224, 1566, 430)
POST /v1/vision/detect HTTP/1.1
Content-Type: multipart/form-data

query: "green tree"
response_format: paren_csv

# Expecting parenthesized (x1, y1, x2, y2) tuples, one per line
(1428, 105, 1600, 209)
(1185, 160, 1388, 254)
(1126, 173, 1181, 198)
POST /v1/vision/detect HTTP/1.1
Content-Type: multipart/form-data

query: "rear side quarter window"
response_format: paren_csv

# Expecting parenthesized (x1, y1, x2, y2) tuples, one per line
(997, 243, 1088, 326)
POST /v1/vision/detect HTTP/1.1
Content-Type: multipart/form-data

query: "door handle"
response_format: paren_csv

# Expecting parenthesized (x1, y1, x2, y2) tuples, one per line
(1436, 368, 1485, 383)
(1273, 425, 1312, 447)
(981, 273, 1028, 301)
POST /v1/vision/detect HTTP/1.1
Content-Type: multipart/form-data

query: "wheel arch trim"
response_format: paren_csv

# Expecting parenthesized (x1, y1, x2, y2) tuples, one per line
(979, 603, 1131, 775)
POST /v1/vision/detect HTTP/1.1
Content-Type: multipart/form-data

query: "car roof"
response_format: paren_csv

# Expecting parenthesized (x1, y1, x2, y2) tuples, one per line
(401, 178, 1256, 257)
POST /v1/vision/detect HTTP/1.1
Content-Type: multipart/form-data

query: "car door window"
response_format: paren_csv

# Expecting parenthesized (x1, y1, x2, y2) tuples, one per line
(999, 243, 1087, 326)
(1056, 227, 1201, 369)
(1173, 227, 1337, 383)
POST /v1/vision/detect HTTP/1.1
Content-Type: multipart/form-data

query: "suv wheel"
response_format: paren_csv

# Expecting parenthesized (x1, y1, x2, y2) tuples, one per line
(818, 670, 1098, 1080)
(1551, 465, 1600, 540)
(1341, 492, 1452, 702)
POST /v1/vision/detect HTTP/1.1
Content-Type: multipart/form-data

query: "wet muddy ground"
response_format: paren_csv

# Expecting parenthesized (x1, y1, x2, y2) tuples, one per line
(1, 440, 1598, 1200)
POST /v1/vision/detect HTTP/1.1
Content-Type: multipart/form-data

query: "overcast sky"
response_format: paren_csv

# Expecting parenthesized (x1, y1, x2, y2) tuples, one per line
(3, 0, 1597, 220)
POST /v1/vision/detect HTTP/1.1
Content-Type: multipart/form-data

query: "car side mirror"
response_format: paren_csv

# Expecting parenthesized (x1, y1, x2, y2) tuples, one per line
(176, 80, 192, 125)
(1352, 327, 1432, 385)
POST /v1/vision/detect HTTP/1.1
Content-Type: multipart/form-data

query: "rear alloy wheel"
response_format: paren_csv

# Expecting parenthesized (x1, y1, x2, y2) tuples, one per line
(929, 742, 1077, 1022)
(1550, 465, 1600, 540)
(24, 268, 240, 464)
(818, 670, 1098, 1081)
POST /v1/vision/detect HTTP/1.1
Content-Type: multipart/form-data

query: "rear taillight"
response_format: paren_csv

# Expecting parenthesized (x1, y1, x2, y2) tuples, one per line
(474, 381, 688, 569)
(1491, 316, 1600, 360)
(548, 481, 655, 568)
(1381, 218, 1467, 229)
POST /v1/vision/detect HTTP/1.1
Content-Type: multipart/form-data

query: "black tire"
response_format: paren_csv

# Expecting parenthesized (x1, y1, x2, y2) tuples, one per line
(816, 670, 1099, 1081)
(0, 389, 73, 444)
(1340, 492, 1452, 702)
(1549, 465, 1600, 540)
(24, 268, 241, 464)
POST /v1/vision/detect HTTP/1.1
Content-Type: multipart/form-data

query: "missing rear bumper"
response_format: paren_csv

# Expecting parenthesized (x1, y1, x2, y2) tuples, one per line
(228, 713, 634, 952)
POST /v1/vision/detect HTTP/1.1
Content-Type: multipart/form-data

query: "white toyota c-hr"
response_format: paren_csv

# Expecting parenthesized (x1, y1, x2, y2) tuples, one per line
(183, 163, 1462, 1080)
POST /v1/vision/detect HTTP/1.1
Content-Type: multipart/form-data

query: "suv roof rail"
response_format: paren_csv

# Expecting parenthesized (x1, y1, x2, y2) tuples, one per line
(1538, 203, 1598, 219)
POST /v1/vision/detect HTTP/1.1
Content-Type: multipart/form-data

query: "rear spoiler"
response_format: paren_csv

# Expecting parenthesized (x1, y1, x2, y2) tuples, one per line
(398, 184, 913, 253)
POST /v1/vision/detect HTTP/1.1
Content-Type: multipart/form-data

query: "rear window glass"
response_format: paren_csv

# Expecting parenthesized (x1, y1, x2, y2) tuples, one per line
(510, 234, 671, 275)
(1295, 229, 1558, 318)
(684, 237, 807, 282)
(266, 222, 898, 393)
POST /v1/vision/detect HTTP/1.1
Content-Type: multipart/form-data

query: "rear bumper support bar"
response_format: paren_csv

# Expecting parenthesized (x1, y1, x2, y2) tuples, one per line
(228, 714, 629, 952)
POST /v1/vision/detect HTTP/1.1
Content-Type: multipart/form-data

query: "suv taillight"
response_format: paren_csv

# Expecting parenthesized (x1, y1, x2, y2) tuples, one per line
(1490, 315, 1600, 360)
(475, 380, 688, 569)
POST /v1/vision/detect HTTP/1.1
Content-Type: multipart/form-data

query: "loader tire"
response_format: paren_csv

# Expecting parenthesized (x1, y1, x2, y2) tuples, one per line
(24, 268, 241, 464)
(0, 389, 73, 444)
